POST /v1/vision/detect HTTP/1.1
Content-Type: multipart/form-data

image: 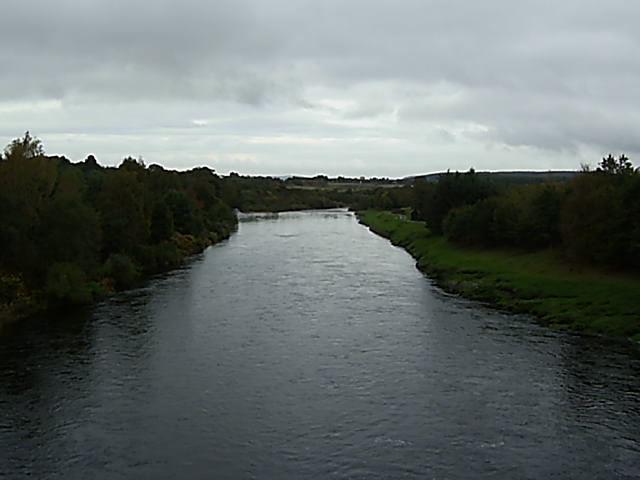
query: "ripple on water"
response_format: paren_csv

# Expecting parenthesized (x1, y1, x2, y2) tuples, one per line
(1, 210, 640, 479)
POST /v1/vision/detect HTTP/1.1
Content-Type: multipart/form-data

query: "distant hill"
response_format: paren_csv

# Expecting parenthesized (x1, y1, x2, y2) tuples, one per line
(274, 170, 580, 188)
(409, 170, 579, 185)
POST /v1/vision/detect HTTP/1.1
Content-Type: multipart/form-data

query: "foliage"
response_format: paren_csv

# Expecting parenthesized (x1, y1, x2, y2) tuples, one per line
(441, 183, 565, 250)
(98, 170, 148, 256)
(150, 200, 175, 244)
(0, 133, 239, 319)
(443, 199, 496, 247)
(560, 168, 640, 270)
(45, 263, 93, 305)
(0, 130, 415, 322)
(2, 131, 44, 161)
(0, 273, 28, 304)
(359, 210, 640, 339)
(103, 254, 141, 290)
(222, 173, 414, 213)
(0, 272, 36, 323)
(3, 129, 639, 326)
(597, 153, 634, 175)
(411, 158, 640, 272)
(412, 169, 498, 234)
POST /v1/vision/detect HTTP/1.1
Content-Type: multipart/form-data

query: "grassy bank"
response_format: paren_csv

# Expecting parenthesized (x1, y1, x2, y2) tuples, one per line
(358, 210, 640, 341)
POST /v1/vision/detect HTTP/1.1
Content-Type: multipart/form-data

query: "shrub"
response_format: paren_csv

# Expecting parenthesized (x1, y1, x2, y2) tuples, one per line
(152, 241, 182, 271)
(45, 263, 93, 305)
(0, 273, 26, 303)
(443, 199, 495, 247)
(103, 254, 140, 290)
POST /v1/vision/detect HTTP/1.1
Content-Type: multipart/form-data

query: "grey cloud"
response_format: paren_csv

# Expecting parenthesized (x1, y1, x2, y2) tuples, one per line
(398, 76, 640, 157)
(6, 1, 640, 98)
(2, 0, 640, 174)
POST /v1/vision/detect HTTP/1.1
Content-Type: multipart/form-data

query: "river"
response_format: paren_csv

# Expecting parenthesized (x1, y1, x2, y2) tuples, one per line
(1, 209, 639, 479)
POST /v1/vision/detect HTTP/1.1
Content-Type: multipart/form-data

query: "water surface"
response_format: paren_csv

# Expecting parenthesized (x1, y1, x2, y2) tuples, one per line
(2, 210, 639, 479)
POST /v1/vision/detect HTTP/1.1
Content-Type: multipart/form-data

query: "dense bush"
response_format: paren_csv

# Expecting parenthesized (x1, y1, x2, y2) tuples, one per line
(45, 262, 93, 305)
(103, 254, 141, 290)
(560, 169, 640, 270)
(414, 156, 640, 271)
(413, 169, 498, 234)
(443, 199, 496, 247)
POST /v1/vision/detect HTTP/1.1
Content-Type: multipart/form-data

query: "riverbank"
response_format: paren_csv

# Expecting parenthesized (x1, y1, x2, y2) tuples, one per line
(358, 210, 640, 341)
(0, 229, 235, 333)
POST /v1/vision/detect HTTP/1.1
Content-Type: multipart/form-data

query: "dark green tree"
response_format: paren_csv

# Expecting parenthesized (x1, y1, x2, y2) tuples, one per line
(97, 170, 148, 256)
(597, 154, 633, 175)
(2, 131, 44, 161)
(150, 200, 174, 244)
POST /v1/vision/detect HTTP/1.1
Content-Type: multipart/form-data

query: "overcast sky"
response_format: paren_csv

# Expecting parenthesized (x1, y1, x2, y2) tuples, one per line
(1, 0, 639, 177)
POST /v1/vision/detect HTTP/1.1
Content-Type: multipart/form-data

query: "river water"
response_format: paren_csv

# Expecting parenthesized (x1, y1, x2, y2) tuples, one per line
(1, 210, 639, 479)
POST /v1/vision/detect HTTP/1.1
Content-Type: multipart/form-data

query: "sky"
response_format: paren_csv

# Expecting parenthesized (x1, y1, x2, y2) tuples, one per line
(1, 0, 639, 177)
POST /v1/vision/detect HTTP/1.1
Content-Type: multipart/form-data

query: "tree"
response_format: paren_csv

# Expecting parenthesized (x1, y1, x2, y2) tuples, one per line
(560, 173, 626, 266)
(149, 200, 174, 243)
(97, 170, 148, 256)
(81, 154, 102, 170)
(164, 189, 197, 234)
(413, 169, 497, 233)
(3, 131, 44, 161)
(0, 137, 58, 276)
(119, 156, 146, 173)
(597, 154, 633, 175)
(45, 263, 93, 305)
(38, 197, 101, 269)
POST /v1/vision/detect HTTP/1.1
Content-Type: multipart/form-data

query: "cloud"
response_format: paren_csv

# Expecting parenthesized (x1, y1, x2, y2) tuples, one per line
(1, 0, 640, 175)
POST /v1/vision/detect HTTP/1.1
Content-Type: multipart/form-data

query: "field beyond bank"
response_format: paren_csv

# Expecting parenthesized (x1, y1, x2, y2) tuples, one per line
(358, 210, 640, 341)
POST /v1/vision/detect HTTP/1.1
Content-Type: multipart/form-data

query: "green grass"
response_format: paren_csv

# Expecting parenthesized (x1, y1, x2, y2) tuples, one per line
(358, 210, 640, 340)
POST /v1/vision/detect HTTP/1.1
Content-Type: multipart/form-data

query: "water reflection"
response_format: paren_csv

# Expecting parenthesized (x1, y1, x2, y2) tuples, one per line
(237, 208, 351, 223)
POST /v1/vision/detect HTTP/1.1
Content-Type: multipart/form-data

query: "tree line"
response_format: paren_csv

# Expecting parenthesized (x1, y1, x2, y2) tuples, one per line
(222, 173, 413, 212)
(0, 132, 237, 316)
(411, 155, 640, 272)
(8, 129, 628, 320)
(0, 132, 411, 319)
